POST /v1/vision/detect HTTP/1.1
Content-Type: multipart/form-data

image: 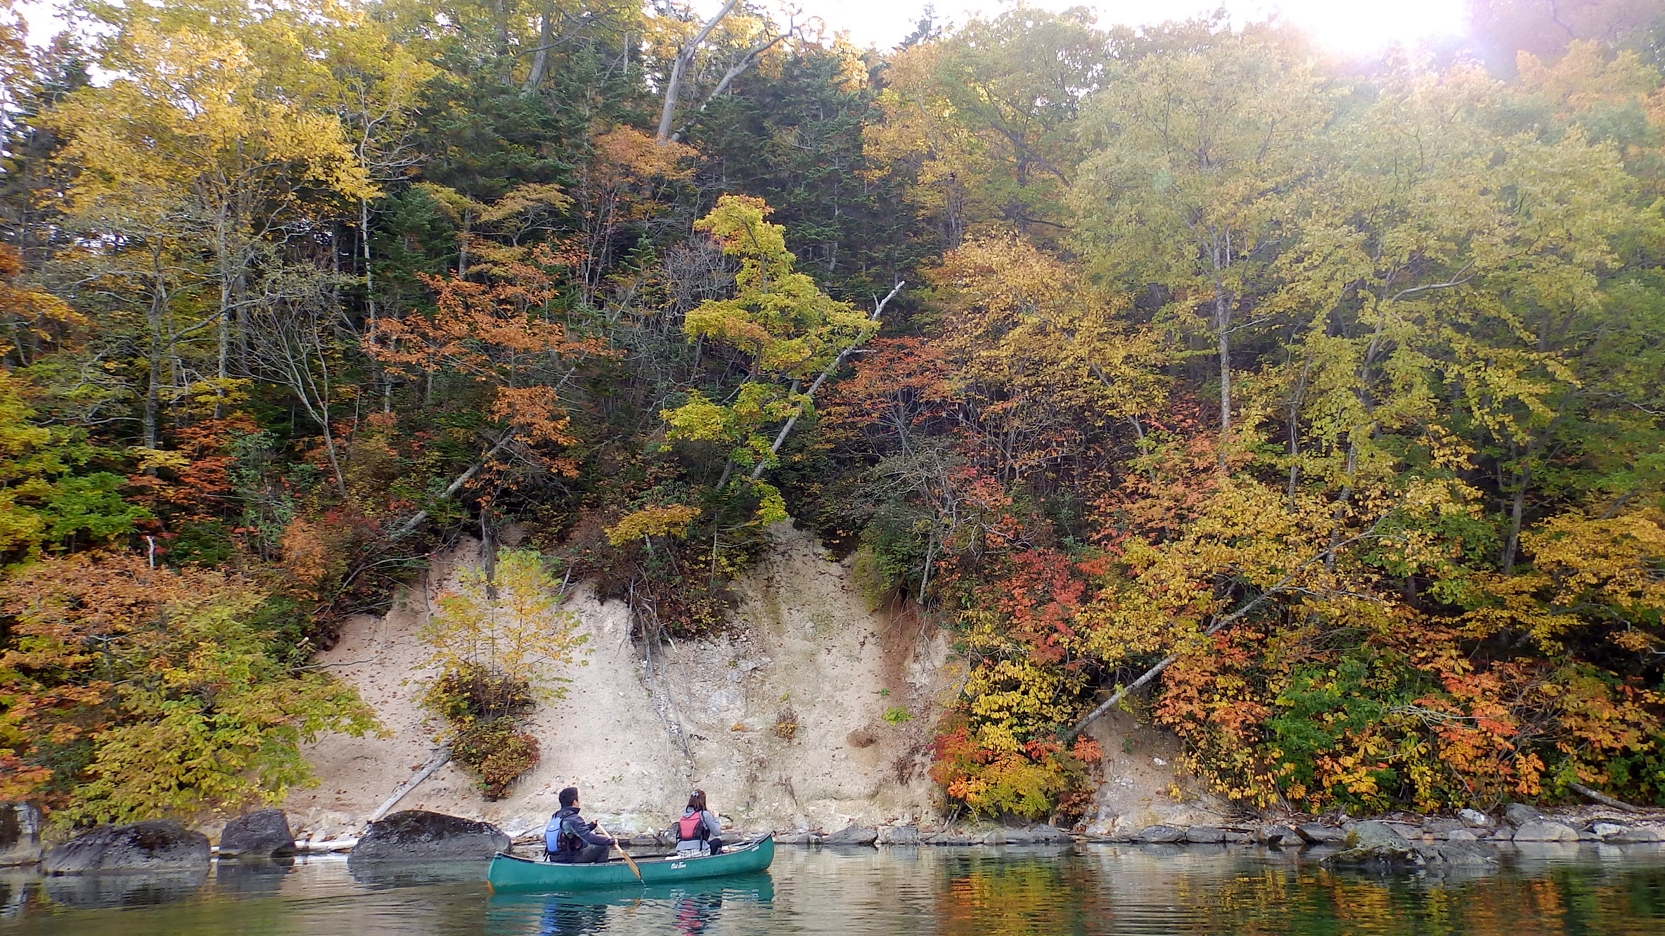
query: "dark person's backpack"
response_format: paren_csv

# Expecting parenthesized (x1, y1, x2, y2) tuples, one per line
(558, 815, 587, 853)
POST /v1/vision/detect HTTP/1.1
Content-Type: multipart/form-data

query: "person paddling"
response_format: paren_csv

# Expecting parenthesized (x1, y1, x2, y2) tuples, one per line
(673, 789, 724, 856)
(544, 786, 615, 863)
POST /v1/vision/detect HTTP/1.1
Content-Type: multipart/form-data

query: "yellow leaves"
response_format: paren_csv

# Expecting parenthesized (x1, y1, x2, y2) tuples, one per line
(0, 245, 82, 362)
(1466, 508, 1665, 652)
(421, 548, 588, 705)
(683, 196, 874, 382)
(605, 504, 701, 546)
(593, 126, 695, 185)
(127, 446, 189, 472)
(480, 182, 572, 223)
(694, 194, 792, 278)
(754, 481, 789, 526)
(661, 390, 731, 446)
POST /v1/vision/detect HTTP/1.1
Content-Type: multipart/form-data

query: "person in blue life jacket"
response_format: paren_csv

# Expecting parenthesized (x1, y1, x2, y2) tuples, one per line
(673, 789, 724, 856)
(544, 786, 616, 863)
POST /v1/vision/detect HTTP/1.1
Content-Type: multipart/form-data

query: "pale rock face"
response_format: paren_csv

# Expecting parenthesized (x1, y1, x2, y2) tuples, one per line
(288, 527, 955, 834)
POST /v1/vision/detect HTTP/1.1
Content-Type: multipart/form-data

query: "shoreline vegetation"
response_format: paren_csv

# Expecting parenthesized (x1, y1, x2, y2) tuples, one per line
(4, 0, 1665, 845)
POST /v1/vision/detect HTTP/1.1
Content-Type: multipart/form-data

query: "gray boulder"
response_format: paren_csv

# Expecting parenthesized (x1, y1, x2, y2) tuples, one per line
(1131, 825, 1185, 844)
(1431, 841, 1495, 867)
(1331, 820, 1419, 869)
(1503, 803, 1543, 827)
(1016, 825, 1072, 845)
(922, 830, 975, 845)
(1296, 823, 1347, 845)
(42, 820, 210, 874)
(877, 826, 920, 846)
(773, 830, 821, 845)
(1184, 826, 1227, 844)
(1512, 819, 1579, 842)
(1258, 824, 1300, 846)
(1458, 808, 1493, 828)
(347, 811, 509, 863)
(1609, 826, 1664, 843)
(823, 825, 879, 846)
(1444, 828, 1479, 843)
(218, 809, 295, 859)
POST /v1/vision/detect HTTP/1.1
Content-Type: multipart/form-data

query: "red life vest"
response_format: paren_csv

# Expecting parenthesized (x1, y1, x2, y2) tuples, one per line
(677, 813, 706, 841)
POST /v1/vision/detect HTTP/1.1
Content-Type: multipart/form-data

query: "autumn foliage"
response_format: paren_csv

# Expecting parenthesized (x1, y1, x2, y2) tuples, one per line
(3, 0, 1665, 828)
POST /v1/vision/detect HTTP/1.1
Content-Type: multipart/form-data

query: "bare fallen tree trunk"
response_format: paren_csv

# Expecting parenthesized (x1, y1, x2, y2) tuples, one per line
(1569, 782, 1642, 813)
(749, 281, 904, 481)
(387, 433, 516, 541)
(369, 747, 451, 822)
(1063, 528, 1381, 741)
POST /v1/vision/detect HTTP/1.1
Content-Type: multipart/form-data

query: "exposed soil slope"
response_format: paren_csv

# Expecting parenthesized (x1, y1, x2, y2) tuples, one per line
(286, 525, 957, 839)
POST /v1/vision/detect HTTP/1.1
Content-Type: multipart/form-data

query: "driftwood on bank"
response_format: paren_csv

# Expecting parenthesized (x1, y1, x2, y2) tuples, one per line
(368, 747, 452, 822)
(1569, 782, 1642, 813)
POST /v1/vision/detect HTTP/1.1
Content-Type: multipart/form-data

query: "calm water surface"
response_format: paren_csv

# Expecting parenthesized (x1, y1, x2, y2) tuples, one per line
(4, 844, 1665, 935)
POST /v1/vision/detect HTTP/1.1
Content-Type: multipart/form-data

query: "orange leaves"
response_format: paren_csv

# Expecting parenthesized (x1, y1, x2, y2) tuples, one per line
(278, 517, 332, 587)
(489, 387, 576, 452)
(821, 337, 955, 437)
(371, 243, 615, 494)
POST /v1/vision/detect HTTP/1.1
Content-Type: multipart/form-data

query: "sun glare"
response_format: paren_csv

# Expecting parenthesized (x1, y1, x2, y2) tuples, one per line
(1241, 0, 1471, 55)
(803, 0, 1472, 53)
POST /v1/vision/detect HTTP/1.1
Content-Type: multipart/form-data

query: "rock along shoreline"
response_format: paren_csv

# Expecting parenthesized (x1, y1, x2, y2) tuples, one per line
(15, 802, 1665, 874)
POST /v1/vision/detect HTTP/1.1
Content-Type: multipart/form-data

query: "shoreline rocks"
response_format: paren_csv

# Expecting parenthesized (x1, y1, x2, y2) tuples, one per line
(346, 810, 509, 863)
(10, 803, 1662, 872)
(42, 820, 210, 874)
(218, 809, 296, 860)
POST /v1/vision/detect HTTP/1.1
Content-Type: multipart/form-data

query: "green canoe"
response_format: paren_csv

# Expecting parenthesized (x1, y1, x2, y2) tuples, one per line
(486, 834, 775, 893)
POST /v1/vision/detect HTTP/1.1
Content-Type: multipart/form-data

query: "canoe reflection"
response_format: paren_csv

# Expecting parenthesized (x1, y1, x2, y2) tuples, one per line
(489, 871, 774, 936)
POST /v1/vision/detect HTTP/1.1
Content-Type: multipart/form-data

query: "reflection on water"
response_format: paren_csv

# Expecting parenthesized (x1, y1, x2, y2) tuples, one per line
(483, 872, 776, 936)
(1, 844, 1663, 935)
(37, 868, 208, 911)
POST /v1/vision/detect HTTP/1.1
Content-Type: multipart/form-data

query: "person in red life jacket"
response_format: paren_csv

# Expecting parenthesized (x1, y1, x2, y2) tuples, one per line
(544, 786, 615, 863)
(673, 789, 724, 856)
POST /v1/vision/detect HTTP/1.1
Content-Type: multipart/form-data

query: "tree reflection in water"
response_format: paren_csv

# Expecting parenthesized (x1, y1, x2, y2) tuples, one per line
(932, 848, 1665, 936)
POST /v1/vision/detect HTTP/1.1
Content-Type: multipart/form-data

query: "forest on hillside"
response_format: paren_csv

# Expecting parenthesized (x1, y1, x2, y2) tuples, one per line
(2, 0, 1665, 826)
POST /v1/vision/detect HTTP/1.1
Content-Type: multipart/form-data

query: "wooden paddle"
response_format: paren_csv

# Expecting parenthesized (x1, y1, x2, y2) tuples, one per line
(594, 822, 642, 882)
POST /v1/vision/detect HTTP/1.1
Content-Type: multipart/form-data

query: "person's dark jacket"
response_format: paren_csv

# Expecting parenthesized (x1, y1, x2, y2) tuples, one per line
(545, 806, 613, 857)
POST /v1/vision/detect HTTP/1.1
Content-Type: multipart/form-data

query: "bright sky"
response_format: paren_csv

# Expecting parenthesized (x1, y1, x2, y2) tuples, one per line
(14, 0, 1473, 58)
(801, 0, 1472, 57)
